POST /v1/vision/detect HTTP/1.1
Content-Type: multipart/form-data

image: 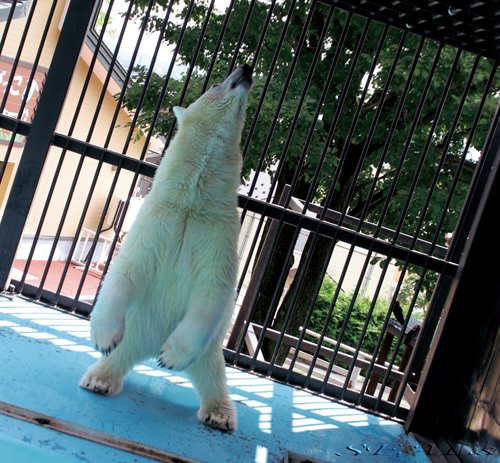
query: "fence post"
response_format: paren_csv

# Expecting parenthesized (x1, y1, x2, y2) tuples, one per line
(227, 185, 292, 351)
(0, 0, 97, 290)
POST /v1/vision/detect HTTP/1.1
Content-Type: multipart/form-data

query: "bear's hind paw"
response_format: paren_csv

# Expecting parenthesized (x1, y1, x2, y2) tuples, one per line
(79, 366, 123, 396)
(198, 403, 237, 432)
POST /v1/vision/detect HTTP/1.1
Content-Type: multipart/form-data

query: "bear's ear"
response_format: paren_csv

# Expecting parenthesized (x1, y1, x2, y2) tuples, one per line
(173, 106, 187, 123)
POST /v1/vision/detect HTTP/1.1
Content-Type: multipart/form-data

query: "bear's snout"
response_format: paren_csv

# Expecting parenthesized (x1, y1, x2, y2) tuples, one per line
(229, 64, 253, 90)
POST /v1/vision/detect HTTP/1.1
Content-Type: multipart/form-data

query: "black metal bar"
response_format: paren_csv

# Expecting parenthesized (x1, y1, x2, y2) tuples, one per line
(276, 20, 389, 377)
(0, 0, 20, 55)
(0, 115, 30, 135)
(227, 0, 257, 73)
(319, 0, 500, 61)
(48, 0, 157, 303)
(0, 116, 23, 188)
(55, 0, 162, 302)
(249, 0, 278, 70)
(304, 202, 448, 259)
(199, 0, 237, 95)
(11, 280, 93, 316)
(0, 115, 28, 188)
(4, 116, 456, 281)
(51, 134, 157, 177)
(0, 0, 98, 291)
(98, 3, 211, 294)
(324, 38, 429, 401)
(246, 11, 356, 378)
(264, 19, 381, 383)
(223, 348, 409, 422)
(406, 99, 500, 435)
(368, 41, 445, 243)
(242, 0, 316, 206)
(15, 1, 57, 120)
(390, 55, 480, 280)
(15, 0, 88, 292)
(374, 266, 426, 410)
(428, 59, 498, 259)
(0, 0, 56, 191)
(272, 6, 338, 211)
(237, 12, 376, 368)
(25, 0, 125, 298)
(389, 49, 462, 248)
(226, 186, 291, 351)
(406, 60, 500, 388)
(447, 70, 500, 263)
(122, 0, 178, 153)
(71, 0, 198, 305)
(290, 11, 354, 211)
(229, 1, 320, 360)
(163, 0, 215, 148)
(237, 196, 458, 276)
(359, 49, 466, 407)
(238, 0, 299, 226)
(135, 0, 195, 152)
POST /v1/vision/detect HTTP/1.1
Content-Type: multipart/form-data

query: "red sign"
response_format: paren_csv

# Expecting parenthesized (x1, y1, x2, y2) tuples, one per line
(0, 57, 47, 145)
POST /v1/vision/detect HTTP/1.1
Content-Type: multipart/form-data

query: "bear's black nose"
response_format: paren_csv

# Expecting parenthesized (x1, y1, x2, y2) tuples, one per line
(241, 63, 253, 76)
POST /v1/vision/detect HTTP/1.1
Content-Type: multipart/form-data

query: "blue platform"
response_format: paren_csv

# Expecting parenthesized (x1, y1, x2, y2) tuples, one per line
(0, 295, 431, 462)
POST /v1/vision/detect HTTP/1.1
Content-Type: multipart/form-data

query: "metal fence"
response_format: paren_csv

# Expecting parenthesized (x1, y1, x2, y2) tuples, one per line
(0, 0, 499, 422)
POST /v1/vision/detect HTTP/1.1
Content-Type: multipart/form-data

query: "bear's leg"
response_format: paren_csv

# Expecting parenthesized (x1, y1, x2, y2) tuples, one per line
(91, 271, 136, 354)
(185, 344, 237, 432)
(79, 344, 135, 396)
(157, 307, 217, 371)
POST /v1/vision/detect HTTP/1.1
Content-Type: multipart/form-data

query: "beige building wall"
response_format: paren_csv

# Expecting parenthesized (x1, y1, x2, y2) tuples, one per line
(0, 0, 149, 243)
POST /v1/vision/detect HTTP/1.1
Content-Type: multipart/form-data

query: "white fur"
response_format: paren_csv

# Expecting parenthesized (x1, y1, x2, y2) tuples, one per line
(79, 67, 252, 432)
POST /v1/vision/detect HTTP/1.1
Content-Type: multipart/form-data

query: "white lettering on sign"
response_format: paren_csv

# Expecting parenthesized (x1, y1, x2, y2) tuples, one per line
(0, 57, 47, 144)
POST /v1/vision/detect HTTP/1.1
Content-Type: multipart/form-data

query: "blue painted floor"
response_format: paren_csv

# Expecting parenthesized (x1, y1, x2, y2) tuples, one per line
(0, 295, 431, 462)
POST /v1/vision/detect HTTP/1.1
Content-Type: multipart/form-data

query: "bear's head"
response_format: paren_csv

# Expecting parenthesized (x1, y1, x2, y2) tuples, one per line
(172, 64, 253, 140)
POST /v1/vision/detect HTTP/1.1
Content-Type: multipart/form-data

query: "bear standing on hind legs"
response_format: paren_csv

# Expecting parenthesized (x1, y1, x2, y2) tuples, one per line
(79, 65, 253, 432)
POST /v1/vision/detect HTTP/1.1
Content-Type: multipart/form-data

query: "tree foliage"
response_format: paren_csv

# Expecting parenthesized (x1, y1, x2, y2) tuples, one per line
(119, 0, 498, 360)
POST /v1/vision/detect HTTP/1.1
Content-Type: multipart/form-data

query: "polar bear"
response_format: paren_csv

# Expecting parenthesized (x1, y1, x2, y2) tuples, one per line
(79, 65, 253, 432)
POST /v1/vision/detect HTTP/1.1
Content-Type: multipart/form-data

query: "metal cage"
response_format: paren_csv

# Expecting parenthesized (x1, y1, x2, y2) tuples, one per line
(0, 0, 498, 425)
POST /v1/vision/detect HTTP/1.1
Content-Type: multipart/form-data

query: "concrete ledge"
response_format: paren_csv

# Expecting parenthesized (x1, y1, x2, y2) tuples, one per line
(0, 295, 431, 462)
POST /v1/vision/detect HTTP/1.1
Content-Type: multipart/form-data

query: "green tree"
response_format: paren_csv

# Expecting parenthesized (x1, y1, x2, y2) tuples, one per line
(120, 0, 498, 361)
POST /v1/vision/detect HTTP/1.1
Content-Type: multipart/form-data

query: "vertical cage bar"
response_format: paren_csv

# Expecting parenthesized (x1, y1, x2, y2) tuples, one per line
(274, 21, 389, 375)
(0, 0, 98, 291)
(407, 61, 499, 387)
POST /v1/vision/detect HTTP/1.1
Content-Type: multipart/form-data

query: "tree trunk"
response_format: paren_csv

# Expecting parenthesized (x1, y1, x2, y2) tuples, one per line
(250, 167, 309, 336)
(266, 233, 337, 362)
(262, 141, 366, 362)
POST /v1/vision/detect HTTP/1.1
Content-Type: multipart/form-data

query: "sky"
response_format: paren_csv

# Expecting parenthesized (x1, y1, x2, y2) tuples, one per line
(96, 0, 233, 78)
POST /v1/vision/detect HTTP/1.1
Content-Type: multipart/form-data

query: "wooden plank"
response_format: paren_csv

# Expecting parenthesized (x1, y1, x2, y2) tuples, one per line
(251, 324, 405, 381)
(0, 401, 198, 463)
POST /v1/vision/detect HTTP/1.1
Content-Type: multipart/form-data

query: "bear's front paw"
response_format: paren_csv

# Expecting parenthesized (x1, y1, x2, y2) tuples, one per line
(91, 313, 125, 355)
(158, 338, 199, 371)
(198, 401, 237, 432)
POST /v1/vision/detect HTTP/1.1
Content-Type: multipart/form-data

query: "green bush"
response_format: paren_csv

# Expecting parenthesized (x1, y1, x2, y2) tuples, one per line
(307, 278, 401, 363)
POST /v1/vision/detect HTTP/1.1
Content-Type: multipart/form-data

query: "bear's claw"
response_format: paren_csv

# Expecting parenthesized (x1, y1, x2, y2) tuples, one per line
(96, 342, 118, 356)
(90, 311, 125, 356)
(158, 341, 197, 371)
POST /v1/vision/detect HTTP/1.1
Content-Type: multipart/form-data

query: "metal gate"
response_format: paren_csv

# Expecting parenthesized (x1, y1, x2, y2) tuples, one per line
(0, 0, 498, 422)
